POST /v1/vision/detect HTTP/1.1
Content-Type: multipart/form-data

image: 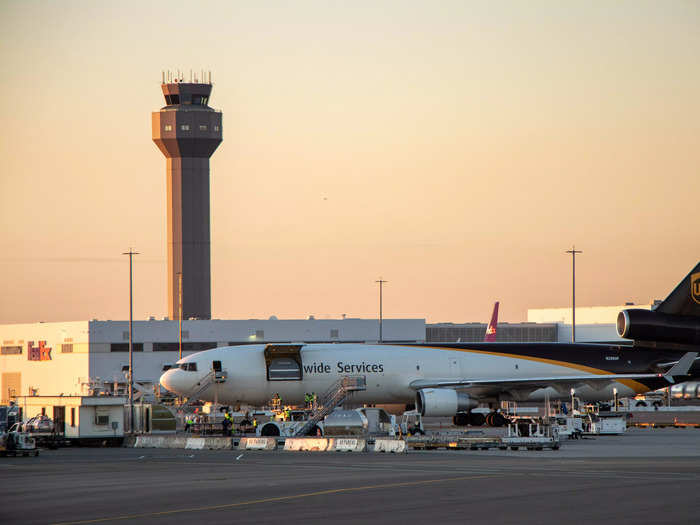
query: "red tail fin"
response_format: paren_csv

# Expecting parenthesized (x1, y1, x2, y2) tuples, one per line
(484, 301, 499, 342)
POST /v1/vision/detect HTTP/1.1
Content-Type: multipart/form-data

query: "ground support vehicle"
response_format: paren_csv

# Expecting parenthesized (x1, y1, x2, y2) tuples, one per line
(582, 413, 627, 435)
(550, 415, 584, 439)
(407, 434, 501, 450)
(257, 409, 325, 437)
(399, 410, 424, 436)
(499, 418, 560, 450)
(0, 431, 39, 457)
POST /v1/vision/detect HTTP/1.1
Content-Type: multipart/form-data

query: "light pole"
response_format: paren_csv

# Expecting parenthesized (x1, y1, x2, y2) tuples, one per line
(178, 272, 183, 362)
(122, 248, 139, 433)
(375, 279, 388, 343)
(565, 246, 582, 343)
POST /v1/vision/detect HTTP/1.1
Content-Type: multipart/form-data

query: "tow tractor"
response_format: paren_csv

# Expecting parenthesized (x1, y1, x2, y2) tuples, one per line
(1, 426, 39, 457)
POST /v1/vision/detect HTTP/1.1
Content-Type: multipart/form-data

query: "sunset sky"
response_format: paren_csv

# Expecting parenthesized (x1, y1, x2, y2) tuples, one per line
(1, 1, 698, 324)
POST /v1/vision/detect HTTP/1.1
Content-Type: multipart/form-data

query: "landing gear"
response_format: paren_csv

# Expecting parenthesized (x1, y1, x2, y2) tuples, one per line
(453, 413, 469, 426)
(452, 411, 487, 427)
(485, 412, 507, 427)
(469, 412, 486, 427)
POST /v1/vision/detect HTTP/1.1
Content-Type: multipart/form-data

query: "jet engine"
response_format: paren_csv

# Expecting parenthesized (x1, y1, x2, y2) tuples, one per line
(617, 309, 700, 345)
(416, 388, 477, 417)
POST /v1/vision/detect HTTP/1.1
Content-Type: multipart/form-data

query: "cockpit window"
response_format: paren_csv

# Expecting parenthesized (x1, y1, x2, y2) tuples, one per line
(179, 363, 198, 371)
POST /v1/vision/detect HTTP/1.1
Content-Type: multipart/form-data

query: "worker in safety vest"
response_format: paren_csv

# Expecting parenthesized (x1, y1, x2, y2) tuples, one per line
(253, 418, 258, 433)
(284, 408, 291, 421)
(223, 412, 233, 436)
(185, 417, 193, 432)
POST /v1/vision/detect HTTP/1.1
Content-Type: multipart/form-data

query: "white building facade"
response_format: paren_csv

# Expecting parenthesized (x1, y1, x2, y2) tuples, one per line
(527, 303, 658, 342)
(0, 318, 425, 402)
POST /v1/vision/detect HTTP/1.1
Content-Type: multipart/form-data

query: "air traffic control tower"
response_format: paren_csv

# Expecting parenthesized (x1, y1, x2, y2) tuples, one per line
(152, 72, 222, 320)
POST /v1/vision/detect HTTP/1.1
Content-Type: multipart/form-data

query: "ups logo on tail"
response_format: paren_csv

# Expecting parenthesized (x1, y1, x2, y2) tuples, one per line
(692, 272, 700, 305)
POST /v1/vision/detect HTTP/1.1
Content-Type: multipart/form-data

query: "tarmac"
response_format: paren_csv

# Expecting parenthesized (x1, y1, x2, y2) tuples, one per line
(1, 428, 699, 525)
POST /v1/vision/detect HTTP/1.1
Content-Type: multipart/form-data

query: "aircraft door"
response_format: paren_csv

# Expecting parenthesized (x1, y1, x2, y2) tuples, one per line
(264, 344, 304, 381)
(53, 406, 65, 435)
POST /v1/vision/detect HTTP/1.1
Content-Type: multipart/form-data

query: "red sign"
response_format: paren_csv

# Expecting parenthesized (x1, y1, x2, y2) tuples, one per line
(28, 341, 52, 361)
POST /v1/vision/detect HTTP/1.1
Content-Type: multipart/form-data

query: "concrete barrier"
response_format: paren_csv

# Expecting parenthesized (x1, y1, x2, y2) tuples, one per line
(133, 436, 166, 448)
(330, 438, 367, 452)
(373, 439, 407, 453)
(129, 435, 231, 450)
(238, 437, 277, 451)
(284, 438, 330, 452)
(185, 437, 206, 450)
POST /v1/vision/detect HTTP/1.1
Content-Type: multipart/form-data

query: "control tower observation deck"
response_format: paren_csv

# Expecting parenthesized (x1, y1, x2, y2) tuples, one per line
(152, 75, 222, 320)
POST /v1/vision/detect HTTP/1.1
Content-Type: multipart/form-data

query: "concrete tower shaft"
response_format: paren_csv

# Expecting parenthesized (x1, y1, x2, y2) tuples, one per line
(152, 81, 222, 320)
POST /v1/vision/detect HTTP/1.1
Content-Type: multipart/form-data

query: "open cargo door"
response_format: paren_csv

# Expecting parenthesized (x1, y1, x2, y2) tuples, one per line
(264, 344, 304, 381)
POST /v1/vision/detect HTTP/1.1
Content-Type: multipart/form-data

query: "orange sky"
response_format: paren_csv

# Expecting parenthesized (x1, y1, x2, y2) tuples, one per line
(1, 1, 698, 324)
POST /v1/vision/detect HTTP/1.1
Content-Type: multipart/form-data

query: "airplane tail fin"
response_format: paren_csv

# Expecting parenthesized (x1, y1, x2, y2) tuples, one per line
(484, 301, 499, 342)
(654, 261, 700, 317)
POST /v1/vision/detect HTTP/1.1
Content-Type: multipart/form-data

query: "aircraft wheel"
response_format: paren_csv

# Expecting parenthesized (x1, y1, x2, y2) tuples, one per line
(469, 412, 486, 426)
(260, 423, 280, 437)
(453, 413, 469, 426)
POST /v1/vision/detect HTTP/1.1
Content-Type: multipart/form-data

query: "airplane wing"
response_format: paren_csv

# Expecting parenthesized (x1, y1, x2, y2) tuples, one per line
(410, 373, 666, 399)
(411, 373, 664, 390)
(410, 352, 697, 398)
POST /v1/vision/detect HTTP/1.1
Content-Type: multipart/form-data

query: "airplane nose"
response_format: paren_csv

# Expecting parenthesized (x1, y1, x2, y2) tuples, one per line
(160, 369, 181, 393)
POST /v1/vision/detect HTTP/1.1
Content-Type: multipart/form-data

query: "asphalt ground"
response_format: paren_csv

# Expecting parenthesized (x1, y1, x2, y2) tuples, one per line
(1, 428, 699, 525)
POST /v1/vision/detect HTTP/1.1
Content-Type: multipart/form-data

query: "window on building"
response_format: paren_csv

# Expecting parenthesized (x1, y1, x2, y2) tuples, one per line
(170, 94, 180, 105)
(153, 342, 216, 352)
(180, 124, 190, 131)
(164, 124, 172, 131)
(330, 329, 339, 339)
(153, 343, 180, 352)
(199, 124, 207, 131)
(110, 343, 144, 352)
(70, 407, 75, 427)
(1, 345, 22, 355)
(122, 331, 129, 341)
(61, 344, 73, 353)
(255, 330, 264, 340)
(182, 330, 189, 339)
(41, 407, 46, 416)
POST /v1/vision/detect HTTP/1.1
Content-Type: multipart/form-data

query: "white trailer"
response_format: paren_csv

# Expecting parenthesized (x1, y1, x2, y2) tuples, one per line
(15, 395, 126, 444)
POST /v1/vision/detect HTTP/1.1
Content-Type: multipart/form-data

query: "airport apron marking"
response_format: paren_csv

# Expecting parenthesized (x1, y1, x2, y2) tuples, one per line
(51, 475, 494, 524)
(413, 345, 650, 394)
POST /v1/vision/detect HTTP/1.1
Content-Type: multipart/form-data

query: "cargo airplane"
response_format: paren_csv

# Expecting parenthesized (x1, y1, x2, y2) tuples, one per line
(161, 263, 700, 426)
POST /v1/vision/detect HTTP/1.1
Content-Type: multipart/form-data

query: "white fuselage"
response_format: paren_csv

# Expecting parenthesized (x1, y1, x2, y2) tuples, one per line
(160, 343, 643, 407)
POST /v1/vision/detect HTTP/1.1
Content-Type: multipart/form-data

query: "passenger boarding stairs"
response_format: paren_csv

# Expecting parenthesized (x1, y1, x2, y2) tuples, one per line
(293, 375, 367, 437)
(177, 367, 227, 410)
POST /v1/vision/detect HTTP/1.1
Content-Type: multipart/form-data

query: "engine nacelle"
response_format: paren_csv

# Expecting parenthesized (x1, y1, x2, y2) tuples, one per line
(617, 309, 700, 345)
(416, 388, 477, 417)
